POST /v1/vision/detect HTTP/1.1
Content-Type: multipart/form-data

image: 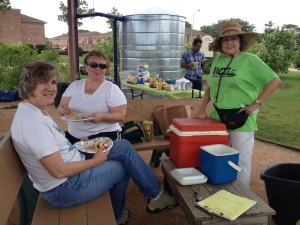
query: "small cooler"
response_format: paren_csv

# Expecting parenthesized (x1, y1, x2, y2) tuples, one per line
(199, 144, 240, 185)
(169, 118, 228, 168)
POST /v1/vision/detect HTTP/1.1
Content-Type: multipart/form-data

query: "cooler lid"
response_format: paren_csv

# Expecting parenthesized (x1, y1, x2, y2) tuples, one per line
(172, 118, 226, 132)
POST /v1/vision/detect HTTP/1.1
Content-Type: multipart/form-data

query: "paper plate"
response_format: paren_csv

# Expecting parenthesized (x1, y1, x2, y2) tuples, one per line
(74, 137, 113, 153)
(61, 113, 91, 122)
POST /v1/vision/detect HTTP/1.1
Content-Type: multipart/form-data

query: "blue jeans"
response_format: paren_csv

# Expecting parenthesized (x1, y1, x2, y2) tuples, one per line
(41, 140, 161, 220)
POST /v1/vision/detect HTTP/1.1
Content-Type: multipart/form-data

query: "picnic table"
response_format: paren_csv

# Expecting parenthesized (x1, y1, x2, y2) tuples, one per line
(161, 157, 276, 225)
(122, 82, 203, 99)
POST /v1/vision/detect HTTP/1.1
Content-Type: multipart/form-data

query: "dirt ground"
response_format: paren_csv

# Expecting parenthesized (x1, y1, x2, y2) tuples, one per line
(1, 100, 300, 225)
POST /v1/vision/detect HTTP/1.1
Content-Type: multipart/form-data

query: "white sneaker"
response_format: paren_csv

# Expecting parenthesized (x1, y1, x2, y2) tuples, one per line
(116, 209, 131, 225)
(147, 191, 178, 213)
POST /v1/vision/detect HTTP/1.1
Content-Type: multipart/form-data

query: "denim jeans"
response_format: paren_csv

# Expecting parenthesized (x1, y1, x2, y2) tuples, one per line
(41, 140, 161, 220)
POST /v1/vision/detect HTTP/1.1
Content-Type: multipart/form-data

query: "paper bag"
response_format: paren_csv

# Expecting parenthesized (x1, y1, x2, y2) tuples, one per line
(154, 105, 191, 137)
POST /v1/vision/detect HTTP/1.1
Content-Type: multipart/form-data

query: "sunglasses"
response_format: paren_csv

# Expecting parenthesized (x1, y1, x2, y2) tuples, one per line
(88, 62, 107, 69)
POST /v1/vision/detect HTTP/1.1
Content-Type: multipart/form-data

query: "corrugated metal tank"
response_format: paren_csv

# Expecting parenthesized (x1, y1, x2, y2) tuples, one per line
(119, 7, 185, 78)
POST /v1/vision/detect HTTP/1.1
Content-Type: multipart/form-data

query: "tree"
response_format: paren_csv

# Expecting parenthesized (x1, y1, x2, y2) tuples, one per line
(185, 21, 192, 28)
(0, 0, 11, 11)
(200, 18, 256, 38)
(58, 0, 95, 27)
(249, 27, 297, 73)
(283, 24, 300, 46)
(294, 46, 300, 70)
(264, 21, 275, 34)
(106, 7, 122, 30)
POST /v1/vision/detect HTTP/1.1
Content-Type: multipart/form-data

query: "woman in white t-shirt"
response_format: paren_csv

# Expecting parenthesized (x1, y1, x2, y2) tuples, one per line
(58, 51, 127, 144)
(11, 60, 177, 225)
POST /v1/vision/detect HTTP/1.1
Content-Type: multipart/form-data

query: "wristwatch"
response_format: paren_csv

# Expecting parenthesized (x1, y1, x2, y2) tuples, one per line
(255, 99, 262, 105)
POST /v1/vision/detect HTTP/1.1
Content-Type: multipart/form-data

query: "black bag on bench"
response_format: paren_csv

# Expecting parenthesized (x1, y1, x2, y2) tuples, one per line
(121, 121, 144, 144)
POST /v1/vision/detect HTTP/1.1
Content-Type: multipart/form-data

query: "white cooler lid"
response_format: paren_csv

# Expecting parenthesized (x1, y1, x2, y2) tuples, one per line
(167, 125, 228, 136)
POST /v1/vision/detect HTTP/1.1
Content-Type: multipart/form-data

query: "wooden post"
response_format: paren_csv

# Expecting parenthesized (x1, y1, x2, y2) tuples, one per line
(68, 0, 79, 81)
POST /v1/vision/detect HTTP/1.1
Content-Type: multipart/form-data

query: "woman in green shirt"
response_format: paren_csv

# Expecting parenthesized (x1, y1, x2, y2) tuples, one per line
(198, 21, 281, 187)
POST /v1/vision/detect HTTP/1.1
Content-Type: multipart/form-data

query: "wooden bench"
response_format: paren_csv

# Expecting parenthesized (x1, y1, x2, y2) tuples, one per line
(0, 132, 116, 225)
(125, 98, 209, 167)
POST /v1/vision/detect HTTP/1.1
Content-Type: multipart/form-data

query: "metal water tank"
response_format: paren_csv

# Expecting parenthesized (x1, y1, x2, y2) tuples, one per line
(119, 6, 185, 79)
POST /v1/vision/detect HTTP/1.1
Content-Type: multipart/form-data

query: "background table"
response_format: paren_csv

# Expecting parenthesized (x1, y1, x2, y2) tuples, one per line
(123, 82, 203, 99)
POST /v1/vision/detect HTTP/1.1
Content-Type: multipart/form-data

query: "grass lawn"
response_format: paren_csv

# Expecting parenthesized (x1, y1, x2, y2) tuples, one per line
(256, 71, 300, 149)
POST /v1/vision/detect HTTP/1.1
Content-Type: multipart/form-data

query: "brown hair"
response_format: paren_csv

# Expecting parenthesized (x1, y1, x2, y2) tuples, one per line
(83, 50, 110, 70)
(19, 60, 59, 99)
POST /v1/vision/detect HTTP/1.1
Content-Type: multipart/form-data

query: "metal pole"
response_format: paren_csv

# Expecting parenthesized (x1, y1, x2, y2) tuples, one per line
(113, 19, 118, 84)
(191, 9, 200, 43)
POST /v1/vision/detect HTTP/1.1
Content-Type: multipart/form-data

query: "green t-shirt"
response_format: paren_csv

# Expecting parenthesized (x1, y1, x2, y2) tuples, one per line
(208, 52, 278, 132)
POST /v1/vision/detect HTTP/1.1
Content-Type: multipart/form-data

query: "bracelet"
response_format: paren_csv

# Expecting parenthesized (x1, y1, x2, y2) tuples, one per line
(255, 99, 262, 105)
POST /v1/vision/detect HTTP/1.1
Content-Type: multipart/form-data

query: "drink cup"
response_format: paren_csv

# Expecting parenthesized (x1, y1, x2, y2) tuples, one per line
(143, 120, 153, 142)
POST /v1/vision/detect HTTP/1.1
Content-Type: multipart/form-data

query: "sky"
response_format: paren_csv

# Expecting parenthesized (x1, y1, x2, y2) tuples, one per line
(10, 0, 300, 38)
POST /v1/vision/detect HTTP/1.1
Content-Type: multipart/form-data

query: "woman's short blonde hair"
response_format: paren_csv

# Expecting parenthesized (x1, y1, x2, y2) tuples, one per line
(19, 60, 59, 99)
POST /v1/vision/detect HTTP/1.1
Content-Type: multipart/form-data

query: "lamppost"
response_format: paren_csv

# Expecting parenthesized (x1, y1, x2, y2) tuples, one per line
(191, 9, 200, 43)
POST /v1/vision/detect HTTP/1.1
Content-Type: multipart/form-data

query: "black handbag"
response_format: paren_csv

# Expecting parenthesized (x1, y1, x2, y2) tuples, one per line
(121, 121, 144, 144)
(214, 56, 249, 130)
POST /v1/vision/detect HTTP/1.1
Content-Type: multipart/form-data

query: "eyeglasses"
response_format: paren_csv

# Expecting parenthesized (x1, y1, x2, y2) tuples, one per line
(88, 62, 107, 69)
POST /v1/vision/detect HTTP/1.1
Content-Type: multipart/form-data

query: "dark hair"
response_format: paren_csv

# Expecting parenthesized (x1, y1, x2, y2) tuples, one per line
(19, 60, 59, 99)
(193, 38, 203, 45)
(84, 50, 110, 70)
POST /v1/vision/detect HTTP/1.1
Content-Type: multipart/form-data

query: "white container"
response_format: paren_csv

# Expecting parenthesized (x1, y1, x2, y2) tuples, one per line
(171, 168, 207, 185)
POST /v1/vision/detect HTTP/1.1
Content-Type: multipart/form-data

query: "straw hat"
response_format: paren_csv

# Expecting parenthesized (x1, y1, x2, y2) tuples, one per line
(209, 21, 257, 52)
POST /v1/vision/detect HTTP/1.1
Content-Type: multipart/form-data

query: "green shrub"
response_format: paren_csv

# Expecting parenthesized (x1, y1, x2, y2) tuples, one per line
(0, 42, 37, 90)
(37, 50, 60, 63)
(58, 63, 71, 83)
(36, 44, 46, 54)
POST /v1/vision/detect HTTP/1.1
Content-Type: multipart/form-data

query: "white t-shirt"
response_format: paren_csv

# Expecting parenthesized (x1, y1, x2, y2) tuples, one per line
(63, 79, 127, 139)
(11, 103, 85, 192)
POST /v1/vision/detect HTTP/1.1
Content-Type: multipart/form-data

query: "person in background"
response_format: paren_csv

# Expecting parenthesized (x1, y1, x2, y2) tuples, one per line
(197, 21, 281, 187)
(58, 51, 126, 144)
(180, 38, 206, 93)
(11, 60, 178, 225)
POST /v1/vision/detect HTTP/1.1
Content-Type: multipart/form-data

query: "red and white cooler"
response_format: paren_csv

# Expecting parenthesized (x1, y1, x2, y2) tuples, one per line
(168, 118, 228, 168)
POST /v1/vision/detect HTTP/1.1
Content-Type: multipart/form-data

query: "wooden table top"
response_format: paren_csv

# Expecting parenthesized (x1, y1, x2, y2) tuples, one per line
(161, 157, 275, 225)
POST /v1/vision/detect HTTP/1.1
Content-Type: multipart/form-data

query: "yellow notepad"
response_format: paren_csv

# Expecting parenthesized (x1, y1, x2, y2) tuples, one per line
(196, 190, 257, 221)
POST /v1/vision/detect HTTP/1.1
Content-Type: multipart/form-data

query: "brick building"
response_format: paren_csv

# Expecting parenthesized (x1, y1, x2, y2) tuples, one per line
(0, 9, 46, 46)
(50, 31, 112, 52)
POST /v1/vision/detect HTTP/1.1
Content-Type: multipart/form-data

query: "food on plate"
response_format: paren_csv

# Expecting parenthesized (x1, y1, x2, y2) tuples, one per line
(69, 110, 88, 120)
(95, 139, 108, 150)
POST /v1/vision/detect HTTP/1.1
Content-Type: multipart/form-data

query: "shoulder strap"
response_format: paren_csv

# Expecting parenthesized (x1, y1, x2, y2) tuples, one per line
(215, 55, 234, 104)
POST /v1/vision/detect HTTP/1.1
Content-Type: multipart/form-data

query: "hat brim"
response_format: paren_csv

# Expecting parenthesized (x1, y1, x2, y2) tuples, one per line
(209, 32, 257, 52)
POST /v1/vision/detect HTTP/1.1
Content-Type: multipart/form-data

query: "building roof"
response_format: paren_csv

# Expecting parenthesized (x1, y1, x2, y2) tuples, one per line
(185, 27, 207, 36)
(50, 31, 112, 39)
(21, 14, 46, 24)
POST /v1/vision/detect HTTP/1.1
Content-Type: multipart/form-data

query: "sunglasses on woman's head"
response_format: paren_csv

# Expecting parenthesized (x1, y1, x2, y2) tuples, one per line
(88, 62, 107, 69)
